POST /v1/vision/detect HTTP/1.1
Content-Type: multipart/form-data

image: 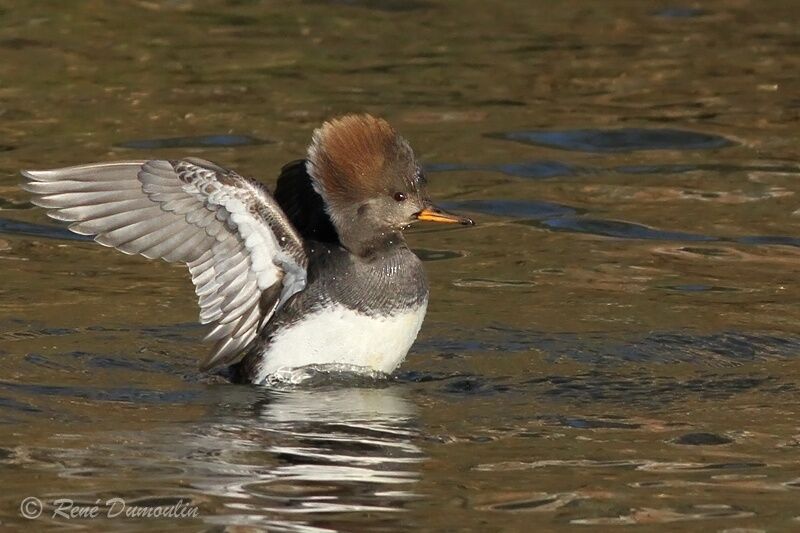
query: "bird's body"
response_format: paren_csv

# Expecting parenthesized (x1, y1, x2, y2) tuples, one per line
(235, 237, 429, 383)
(22, 115, 472, 384)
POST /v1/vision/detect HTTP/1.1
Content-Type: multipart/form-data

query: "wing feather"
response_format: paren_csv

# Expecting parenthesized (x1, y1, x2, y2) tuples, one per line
(23, 158, 308, 370)
(49, 199, 154, 222)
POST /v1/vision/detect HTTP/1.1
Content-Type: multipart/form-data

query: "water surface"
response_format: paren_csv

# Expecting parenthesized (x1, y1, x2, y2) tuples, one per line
(2, 1, 800, 531)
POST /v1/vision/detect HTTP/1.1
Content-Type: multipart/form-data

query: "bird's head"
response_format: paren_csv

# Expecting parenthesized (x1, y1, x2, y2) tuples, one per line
(306, 114, 472, 254)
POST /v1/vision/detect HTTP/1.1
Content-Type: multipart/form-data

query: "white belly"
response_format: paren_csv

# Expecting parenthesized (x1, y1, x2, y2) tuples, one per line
(253, 301, 428, 384)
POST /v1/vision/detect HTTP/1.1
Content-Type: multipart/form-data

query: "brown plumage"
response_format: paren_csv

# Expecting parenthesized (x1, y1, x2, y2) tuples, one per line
(307, 114, 418, 203)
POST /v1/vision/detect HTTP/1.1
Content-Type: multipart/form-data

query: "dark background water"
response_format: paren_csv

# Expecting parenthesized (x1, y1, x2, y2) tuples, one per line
(2, 0, 800, 530)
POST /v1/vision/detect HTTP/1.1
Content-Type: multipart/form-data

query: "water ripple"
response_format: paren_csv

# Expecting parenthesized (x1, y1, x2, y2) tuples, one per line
(426, 160, 579, 179)
(115, 134, 270, 150)
(0, 218, 91, 242)
(456, 328, 800, 364)
(441, 199, 578, 219)
(488, 128, 735, 152)
(532, 217, 718, 242)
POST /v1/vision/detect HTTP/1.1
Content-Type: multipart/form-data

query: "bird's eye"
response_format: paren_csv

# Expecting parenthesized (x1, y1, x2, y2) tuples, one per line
(393, 192, 407, 202)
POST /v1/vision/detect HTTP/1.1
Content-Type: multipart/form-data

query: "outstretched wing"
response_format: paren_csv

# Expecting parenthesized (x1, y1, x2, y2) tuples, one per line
(22, 158, 308, 370)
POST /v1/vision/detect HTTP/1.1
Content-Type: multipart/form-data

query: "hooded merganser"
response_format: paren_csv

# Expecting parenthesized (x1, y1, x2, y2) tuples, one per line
(22, 114, 474, 384)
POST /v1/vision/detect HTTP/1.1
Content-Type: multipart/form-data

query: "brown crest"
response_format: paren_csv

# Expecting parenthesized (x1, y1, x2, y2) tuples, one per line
(306, 114, 417, 204)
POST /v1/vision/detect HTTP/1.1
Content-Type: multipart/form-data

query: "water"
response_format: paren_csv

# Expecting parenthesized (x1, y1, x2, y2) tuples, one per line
(2, 0, 800, 530)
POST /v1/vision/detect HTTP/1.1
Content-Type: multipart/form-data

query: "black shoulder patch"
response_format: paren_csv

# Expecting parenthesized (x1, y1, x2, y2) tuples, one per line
(274, 159, 340, 244)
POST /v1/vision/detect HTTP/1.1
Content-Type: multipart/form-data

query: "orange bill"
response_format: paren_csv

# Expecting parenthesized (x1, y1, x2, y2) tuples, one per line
(415, 207, 474, 225)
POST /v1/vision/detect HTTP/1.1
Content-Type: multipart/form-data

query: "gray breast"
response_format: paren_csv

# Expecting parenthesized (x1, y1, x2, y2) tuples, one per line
(304, 242, 429, 316)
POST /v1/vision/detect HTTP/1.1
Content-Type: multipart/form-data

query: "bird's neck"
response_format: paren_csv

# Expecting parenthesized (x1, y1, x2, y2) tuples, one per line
(350, 230, 406, 259)
(326, 204, 406, 258)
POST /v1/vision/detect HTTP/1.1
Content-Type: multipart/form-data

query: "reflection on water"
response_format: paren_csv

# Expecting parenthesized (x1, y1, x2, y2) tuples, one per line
(0, 384, 422, 531)
(188, 386, 422, 529)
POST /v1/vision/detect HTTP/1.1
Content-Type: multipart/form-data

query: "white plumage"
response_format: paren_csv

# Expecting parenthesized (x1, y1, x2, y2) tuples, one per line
(252, 302, 428, 384)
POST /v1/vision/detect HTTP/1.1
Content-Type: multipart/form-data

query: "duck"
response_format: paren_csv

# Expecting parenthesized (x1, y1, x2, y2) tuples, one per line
(22, 114, 474, 384)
